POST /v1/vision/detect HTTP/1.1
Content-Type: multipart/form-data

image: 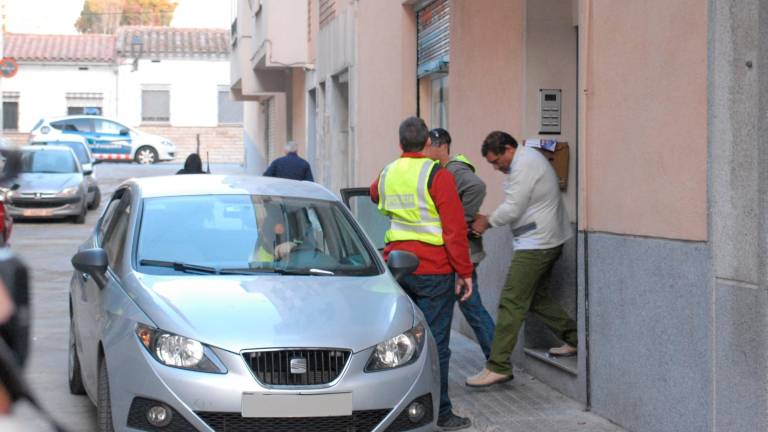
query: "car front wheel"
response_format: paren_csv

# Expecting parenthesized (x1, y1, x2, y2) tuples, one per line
(135, 146, 158, 165)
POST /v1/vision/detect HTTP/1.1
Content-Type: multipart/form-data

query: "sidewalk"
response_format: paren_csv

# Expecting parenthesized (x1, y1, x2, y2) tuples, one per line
(447, 332, 625, 432)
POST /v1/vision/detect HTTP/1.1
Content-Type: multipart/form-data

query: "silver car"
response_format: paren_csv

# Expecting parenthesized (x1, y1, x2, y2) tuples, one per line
(5, 145, 89, 223)
(69, 175, 438, 432)
(29, 136, 102, 210)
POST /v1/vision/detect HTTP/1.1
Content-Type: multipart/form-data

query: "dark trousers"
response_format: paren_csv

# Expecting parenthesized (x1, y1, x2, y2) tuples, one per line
(399, 273, 456, 418)
(457, 267, 496, 359)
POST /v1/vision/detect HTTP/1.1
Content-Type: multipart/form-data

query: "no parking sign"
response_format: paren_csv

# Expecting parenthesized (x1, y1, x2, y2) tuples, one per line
(0, 57, 18, 78)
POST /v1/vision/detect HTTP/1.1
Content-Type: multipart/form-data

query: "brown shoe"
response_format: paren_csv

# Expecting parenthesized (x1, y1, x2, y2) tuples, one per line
(465, 368, 513, 388)
(549, 344, 577, 357)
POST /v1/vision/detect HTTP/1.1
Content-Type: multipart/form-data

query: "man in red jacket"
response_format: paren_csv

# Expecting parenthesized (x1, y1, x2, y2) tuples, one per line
(370, 117, 474, 431)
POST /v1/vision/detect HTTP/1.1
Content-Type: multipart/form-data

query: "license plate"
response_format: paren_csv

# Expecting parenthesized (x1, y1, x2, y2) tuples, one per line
(22, 208, 49, 217)
(241, 392, 352, 418)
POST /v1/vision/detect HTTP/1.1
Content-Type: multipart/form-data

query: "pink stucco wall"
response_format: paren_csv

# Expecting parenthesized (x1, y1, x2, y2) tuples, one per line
(355, 2, 418, 183)
(580, 0, 707, 240)
(449, 0, 525, 213)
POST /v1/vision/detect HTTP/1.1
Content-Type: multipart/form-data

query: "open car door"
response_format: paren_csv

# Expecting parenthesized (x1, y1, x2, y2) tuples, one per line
(340, 188, 389, 251)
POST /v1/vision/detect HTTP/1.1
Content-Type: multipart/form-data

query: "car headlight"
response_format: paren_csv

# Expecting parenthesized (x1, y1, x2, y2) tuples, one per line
(366, 323, 426, 371)
(59, 186, 78, 196)
(161, 140, 174, 147)
(136, 324, 227, 373)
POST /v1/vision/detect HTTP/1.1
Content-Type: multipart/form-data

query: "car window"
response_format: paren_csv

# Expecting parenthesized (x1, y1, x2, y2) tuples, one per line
(98, 193, 126, 243)
(102, 199, 131, 272)
(57, 142, 89, 164)
(19, 150, 78, 174)
(94, 119, 125, 135)
(341, 190, 389, 251)
(136, 195, 381, 276)
(51, 118, 93, 133)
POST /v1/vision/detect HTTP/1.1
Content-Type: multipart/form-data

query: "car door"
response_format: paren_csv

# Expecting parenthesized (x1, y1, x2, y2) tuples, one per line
(340, 188, 389, 251)
(75, 190, 131, 391)
(91, 119, 133, 161)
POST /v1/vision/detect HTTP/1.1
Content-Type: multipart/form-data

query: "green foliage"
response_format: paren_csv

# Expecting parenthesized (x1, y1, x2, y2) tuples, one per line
(75, 0, 178, 34)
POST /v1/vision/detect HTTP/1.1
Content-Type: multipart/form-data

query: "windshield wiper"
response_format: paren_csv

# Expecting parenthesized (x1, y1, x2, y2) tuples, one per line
(219, 267, 335, 276)
(139, 259, 219, 275)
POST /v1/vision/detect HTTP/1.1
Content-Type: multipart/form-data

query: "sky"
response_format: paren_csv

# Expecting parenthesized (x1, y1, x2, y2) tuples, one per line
(3, 0, 232, 34)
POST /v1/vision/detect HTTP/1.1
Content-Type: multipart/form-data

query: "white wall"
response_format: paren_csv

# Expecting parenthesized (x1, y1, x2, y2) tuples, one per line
(3, 63, 116, 132)
(117, 58, 232, 128)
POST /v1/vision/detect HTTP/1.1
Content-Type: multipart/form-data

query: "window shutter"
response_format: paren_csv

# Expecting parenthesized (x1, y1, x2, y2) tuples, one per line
(417, 0, 450, 78)
(142, 90, 170, 122)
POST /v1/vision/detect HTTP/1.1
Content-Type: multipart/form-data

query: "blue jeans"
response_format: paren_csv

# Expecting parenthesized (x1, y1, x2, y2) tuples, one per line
(399, 273, 456, 418)
(458, 268, 496, 359)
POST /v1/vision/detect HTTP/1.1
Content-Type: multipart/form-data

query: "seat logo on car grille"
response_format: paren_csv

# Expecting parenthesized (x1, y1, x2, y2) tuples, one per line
(289, 357, 307, 374)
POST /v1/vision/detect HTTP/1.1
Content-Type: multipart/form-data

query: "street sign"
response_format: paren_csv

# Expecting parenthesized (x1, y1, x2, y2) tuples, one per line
(0, 57, 18, 78)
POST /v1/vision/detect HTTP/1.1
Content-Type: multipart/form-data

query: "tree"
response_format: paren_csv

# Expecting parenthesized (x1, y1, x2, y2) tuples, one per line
(75, 0, 178, 34)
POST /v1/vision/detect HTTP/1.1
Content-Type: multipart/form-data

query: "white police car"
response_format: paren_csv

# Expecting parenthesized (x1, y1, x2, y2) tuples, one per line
(29, 115, 176, 164)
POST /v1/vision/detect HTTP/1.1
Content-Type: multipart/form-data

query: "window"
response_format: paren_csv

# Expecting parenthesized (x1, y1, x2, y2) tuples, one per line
(3, 92, 19, 131)
(136, 195, 380, 276)
(51, 118, 94, 133)
(98, 191, 127, 242)
(3, 102, 18, 131)
(94, 119, 126, 135)
(141, 87, 170, 122)
(430, 75, 449, 129)
(102, 201, 131, 271)
(218, 88, 243, 124)
(66, 92, 103, 116)
(68, 106, 102, 116)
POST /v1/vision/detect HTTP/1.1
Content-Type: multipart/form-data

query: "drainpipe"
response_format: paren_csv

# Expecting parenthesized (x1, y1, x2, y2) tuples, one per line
(581, 0, 594, 411)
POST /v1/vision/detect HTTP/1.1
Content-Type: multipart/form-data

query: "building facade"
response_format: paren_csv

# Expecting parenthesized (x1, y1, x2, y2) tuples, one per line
(230, 1, 766, 431)
(2, 27, 244, 163)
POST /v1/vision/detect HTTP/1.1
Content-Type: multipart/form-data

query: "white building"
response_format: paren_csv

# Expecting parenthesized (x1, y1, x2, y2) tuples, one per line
(2, 27, 243, 162)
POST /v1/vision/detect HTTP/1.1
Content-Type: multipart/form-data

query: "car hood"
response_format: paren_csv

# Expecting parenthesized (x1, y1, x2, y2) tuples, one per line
(15, 173, 81, 193)
(126, 273, 416, 354)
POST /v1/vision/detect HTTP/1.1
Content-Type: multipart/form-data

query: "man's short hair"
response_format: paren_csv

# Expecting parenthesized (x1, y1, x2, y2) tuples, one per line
(399, 117, 429, 152)
(284, 141, 298, 153)
(481, 131, 518, 156)
(429, 128, 451, 153)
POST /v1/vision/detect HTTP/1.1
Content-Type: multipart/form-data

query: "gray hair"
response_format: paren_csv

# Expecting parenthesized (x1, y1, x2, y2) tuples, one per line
(284, 141, 298, 153)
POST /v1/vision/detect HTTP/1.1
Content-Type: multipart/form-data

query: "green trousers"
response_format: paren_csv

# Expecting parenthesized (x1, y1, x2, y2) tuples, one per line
(487, 245, 578, 376)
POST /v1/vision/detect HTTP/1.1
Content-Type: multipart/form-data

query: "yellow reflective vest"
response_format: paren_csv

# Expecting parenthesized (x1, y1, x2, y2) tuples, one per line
(377, 157, 444, 246)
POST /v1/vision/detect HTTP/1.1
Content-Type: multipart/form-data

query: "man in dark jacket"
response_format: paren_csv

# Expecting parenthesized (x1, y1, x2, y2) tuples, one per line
(176, 153, 207, 175)
(263, 141, 314, 181)
(424, 128, 496, 360)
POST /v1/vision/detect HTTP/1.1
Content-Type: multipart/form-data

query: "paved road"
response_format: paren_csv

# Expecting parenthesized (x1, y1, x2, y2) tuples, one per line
(7, 162, 624, 432)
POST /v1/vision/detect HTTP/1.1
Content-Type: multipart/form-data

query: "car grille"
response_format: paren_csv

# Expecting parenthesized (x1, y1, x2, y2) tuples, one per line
(243, 349, 351, 386)
(196, 409, 390, 432)
(9, 197, 79, 208)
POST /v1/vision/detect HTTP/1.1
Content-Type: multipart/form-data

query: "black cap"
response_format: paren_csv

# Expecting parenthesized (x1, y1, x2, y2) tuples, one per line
(429, 128, 451, 146)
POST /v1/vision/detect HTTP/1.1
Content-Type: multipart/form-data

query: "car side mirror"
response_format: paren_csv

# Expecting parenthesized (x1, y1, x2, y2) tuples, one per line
(119, 128, 129, 135)
(83, 169, 93, 176)
(92, 159, 103, 165)
(10, 183, 19, 191)
(387, 250, 419, 282)
(71, 248, 108, 288)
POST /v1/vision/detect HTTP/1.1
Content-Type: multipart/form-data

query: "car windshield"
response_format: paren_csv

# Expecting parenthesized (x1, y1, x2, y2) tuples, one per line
(20, 150, 78, 174)
(56, 142, 90, 164)
(136, 195, 381, 277)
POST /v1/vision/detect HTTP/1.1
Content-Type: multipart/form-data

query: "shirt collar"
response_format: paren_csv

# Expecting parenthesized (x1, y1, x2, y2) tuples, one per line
(401, 152, 426, 158)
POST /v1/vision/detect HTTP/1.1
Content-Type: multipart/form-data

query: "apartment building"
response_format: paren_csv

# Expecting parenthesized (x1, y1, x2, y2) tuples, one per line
(230, 1, 767, 431)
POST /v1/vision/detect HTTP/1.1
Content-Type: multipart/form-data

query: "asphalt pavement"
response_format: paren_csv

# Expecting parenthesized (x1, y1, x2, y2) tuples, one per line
(6, 162, 624, 432)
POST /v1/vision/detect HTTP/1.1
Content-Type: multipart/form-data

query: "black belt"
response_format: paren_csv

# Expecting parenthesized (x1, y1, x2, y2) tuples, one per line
(512, 222, 537, 237)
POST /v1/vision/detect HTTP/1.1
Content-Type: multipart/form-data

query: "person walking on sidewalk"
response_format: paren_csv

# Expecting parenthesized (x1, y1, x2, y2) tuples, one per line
(370, 117, 474, 430)
(263, 141, 314, 181)
(466, 131, 577, 388)
(424, 127, 496, 360)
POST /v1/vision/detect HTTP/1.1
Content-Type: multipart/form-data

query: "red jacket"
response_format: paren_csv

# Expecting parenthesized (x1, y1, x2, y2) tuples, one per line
(371, 153, 473, 279)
